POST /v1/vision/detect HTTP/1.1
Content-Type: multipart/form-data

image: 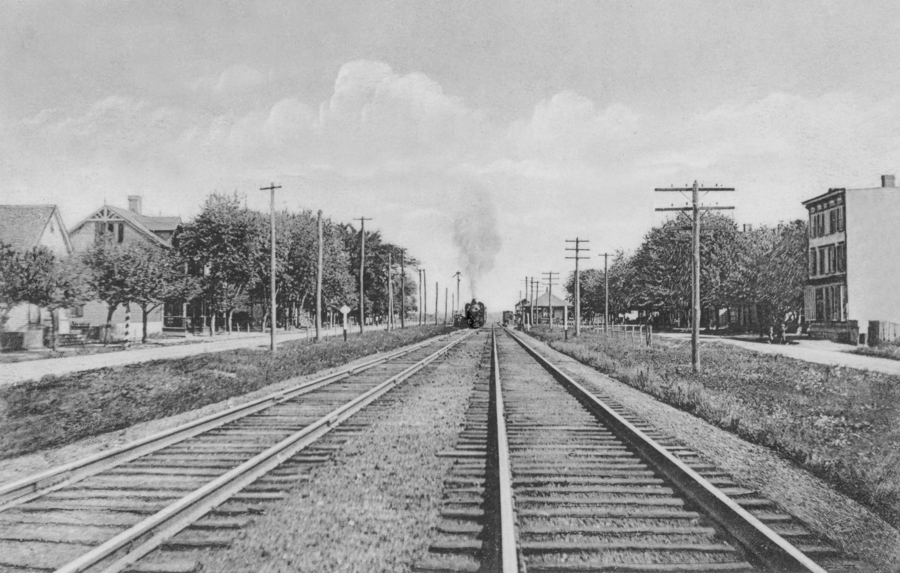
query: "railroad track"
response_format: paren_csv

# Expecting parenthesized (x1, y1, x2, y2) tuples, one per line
(0, 329, 475, 573)
(417, 328, 860, 573)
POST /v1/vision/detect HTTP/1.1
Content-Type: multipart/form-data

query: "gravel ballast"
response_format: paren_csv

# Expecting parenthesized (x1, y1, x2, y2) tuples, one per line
(516, 333, 899, 573)
(185, 332, 487, 572)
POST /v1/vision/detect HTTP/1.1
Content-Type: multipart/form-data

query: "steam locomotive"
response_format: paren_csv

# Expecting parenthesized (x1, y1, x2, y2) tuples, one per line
(454, 299, 486, 329)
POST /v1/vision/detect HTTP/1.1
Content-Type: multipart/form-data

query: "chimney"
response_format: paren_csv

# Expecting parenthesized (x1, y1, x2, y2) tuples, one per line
(881, 175, 895, 188)
(128, 195, 143, 215)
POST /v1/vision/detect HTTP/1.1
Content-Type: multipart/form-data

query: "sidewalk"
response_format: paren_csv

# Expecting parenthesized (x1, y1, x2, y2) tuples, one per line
(0, 325, 385, 386)
(656, 332, 900, 376)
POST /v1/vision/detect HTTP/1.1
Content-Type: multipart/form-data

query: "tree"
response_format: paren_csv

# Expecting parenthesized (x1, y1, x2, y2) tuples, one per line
(0, 243, 24, 330)
(82, 239, 137, 343)
(630, 214, 739, 327)
(565, 251, 635, 324)
(725, 221, 808, 341)
(14, 247, 92, 350)
(178, 193, 261, 335)
(126, 242, 200, 343)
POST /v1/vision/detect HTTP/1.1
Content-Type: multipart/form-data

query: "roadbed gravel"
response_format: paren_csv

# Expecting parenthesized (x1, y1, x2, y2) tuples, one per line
(184, 331, 487, 572)
(516, 333, 900, 573)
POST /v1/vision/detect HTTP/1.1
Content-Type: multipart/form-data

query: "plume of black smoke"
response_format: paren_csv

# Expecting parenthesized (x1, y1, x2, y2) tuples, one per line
(452, 189, 502, 299)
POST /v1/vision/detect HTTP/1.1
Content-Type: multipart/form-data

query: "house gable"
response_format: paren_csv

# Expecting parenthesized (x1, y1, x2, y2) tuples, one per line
(0, 205, 72, 256)
(68, 205, 172, 252)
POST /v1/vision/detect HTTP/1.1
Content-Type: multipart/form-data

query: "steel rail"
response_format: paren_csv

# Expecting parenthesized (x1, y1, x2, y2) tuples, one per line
(54, 329, 476, 573)
(503, 327, 827, 573)
(0, 331, 460, 511)
(490, 328, 519, 573)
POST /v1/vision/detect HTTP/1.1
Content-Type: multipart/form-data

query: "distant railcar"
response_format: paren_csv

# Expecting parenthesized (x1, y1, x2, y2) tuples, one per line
(502, 311, 514, 326)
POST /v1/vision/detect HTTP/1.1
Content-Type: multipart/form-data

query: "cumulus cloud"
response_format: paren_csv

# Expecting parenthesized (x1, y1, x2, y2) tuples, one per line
(509, 91, 641, 162)
(7, 59, 900, 314)
(7, 63, 900, 282)
(317, 60, 490, 162)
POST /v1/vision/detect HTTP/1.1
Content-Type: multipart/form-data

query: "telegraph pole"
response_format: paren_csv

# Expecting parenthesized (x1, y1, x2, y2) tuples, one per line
(423, 269, 428, 324)
(523, 277, 531, 326)
(355, 217, 372, 335)
(387, 252, 393, 331)
(565, 238, 590, 336)
(417, 269, 423, 325)
(315, 210, 323, 341)
(434, 282, 438, 325)
(260, 183, 281, 352)
(542, 272, 558, 329)
(600, 253, 611, 333)
(444, 287, 448, 324)
(452, 271, 462, 317)
(399, 249, 406, 329)
(655, 180, 735, 373)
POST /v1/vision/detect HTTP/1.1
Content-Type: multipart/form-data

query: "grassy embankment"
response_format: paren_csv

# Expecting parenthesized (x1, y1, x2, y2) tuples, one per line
(0, 325, 453, 460)
(852, 342, 900, 362)
(525, 326, 900, 530)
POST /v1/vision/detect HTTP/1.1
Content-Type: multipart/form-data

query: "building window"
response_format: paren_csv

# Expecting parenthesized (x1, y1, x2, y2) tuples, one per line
(829, 209, 837, 235)
(809, 212, 816, 237)
(71, 305, 84, 318)
(818, 248, 827, 275)
(828, 245, 836, 273)
(95, 222, 124, 242)
(836, 243, 845, 272)
(836, 206, 845, 232)
(815, 288, 824, 321)
(809, 248, 817, 276)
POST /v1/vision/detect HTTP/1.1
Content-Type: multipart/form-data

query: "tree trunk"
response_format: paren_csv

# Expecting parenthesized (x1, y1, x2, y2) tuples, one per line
(104, 305, 116, 345)
(50, 309, 58, 351)
(142, 307, 149, 343)
(227, 309, 233, 333)
(210, 311, 216, 337)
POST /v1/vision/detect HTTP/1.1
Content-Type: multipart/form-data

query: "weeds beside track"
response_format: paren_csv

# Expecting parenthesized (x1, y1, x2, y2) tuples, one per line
(525, 326, 900, 532)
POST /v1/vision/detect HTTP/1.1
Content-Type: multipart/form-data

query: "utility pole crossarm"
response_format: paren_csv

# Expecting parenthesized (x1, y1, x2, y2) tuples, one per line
(655, 206, 734, 212)
(654, 187, 735, 192)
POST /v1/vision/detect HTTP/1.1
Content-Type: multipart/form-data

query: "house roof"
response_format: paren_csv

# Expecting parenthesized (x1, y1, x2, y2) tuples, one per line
(69, 204, 181, 247)
(527, 290, 571, 308)
(0, 205, 72, 253)
(134, 214, 181, 233)
(802, 188, 845, 207)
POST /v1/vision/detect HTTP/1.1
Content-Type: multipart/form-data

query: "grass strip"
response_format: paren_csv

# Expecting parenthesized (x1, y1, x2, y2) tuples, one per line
(0, 326, 454, 460)
(524, 326, 900, 531)
(851, 342, 900, 362)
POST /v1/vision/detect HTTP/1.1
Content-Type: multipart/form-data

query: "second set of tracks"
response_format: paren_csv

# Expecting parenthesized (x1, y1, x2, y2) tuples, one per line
(0, 330, 476, 573)
(417, 328, 861, 573)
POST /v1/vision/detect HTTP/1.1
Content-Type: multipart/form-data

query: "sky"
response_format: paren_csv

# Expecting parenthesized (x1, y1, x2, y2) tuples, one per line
(3, 1, 900, 311)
